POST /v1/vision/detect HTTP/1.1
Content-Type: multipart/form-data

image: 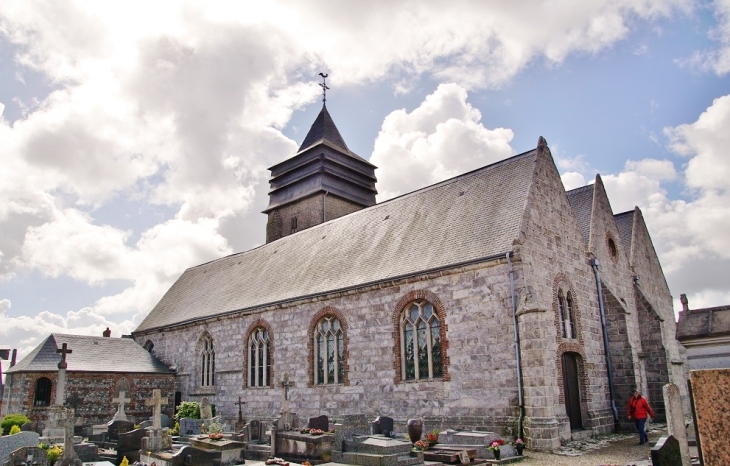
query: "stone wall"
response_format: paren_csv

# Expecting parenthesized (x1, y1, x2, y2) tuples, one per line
(266, 193, 364, 242)
(512, 143, 613, 449)
(2, 371, 175, 427)
(136, 257, 526, 436)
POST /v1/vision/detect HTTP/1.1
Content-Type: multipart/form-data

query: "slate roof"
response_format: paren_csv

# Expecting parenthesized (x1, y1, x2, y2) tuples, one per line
(677, 305, 730, 340)
(298, 105, 349, 153)
(614, 210, 635, 253)
(566, 184, 594, 245)
(135, 150, 538, 333)
(6, 334, 174, 374)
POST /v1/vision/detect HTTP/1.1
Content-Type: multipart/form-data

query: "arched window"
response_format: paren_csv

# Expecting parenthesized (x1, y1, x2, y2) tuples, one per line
(248, 327, 271, 387)
(400, 300, 443, 380)
(143, 340, 154, 353)
(34, 377, 52, 407)
(558, 290, 577, 339)
(313, 316, 344, 385)
(200, 335, 215, 387)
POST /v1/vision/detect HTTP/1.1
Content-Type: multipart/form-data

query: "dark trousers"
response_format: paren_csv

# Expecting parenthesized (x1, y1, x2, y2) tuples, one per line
(634, 418, 648, 444)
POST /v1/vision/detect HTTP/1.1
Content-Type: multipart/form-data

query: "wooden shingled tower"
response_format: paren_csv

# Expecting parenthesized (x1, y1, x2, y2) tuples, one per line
(264, 101, 377, 243)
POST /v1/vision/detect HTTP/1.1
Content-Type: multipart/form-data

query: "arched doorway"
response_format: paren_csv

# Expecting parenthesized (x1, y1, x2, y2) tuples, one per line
(562, 352, 583, 430)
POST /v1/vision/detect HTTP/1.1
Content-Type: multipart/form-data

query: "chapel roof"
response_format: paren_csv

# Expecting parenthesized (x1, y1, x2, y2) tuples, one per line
(6, 334, 174, 374)
(614, 210, 636, 253)
(134, 148, 538, 333)
(566, 184, 594, 245)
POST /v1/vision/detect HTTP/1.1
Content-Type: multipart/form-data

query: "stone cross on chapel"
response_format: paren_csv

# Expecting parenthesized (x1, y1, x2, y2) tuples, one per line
(55, 343, 72, 406)
(236, 396, 246, 423)
(144, 389, 168, 430)
(112, 390, 132, 421)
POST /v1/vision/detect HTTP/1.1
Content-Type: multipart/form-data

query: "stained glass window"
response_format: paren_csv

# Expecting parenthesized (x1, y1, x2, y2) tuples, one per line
(400, 300, 442, 380)
(249, 327, 271, 387)
(314, 315, 344, 384)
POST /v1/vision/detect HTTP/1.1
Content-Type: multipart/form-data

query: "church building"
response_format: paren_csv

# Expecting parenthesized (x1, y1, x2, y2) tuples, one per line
(131, 102, 688, 449)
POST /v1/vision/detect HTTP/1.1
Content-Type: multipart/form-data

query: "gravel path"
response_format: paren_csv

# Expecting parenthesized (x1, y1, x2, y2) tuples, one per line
(517, 424, 667, 466)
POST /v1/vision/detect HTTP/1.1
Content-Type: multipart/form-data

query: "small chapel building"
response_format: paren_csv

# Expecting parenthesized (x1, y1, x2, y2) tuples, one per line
(1, 333, 175, 426)
(131, 103, 688, 450)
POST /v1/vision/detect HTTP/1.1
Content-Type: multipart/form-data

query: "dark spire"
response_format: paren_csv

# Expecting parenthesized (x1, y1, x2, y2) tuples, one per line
(298, 104, 350, 153)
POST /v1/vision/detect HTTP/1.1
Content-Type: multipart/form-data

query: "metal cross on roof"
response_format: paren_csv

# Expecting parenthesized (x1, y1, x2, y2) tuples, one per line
(319, 73, 329, 104)
(56, 343, 72, 369)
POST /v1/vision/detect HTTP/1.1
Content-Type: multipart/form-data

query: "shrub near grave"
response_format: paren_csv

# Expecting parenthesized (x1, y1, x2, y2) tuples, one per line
(1, 413, 31, 435)
(174, 401, 200, 421)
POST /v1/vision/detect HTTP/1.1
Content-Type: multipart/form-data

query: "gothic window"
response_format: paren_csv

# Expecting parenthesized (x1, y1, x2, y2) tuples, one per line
(400, 300, 443, 381)
(313, 315, 344, 385)
(248, 327, 271, 387)
(34, 377, 52, 407)
(200, 335, 215, 387)
(558, 290, 577, 339)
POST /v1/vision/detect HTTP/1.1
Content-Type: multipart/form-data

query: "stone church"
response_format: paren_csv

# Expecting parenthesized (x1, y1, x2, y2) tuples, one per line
(122, 103, 685, 449)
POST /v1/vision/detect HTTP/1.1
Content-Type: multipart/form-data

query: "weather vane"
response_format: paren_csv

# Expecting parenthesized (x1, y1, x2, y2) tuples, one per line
(319, 72, 329, 104)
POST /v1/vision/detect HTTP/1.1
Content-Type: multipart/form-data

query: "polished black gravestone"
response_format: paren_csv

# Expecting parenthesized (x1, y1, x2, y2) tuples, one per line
(651, 435, 682, 466)
(308, 415, 329, 432)
(117, 428, 148, 465)
(107, 420, 135, 441)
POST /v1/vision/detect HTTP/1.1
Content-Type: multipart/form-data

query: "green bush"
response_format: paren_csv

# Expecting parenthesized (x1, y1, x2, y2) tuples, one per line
(174, 401, 200, 421)
(1, 413, 30, 435)
(9, 425, 21, 435)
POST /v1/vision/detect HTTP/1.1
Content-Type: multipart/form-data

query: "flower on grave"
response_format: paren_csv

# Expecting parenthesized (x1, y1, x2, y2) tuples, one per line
(425, 429, 439, 445)
(488, 439, 504, 451)
(515, 438, 523, 444)
(208, 421, 223, 434)
(300, 427, 310, 434)
(309, 428, 325, 435)
(209, 432, 224, 440)
(413, 440, 429, 451)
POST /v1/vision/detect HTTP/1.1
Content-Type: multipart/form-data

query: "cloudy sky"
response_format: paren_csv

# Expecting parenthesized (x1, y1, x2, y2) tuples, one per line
(1, 0, 730, 366)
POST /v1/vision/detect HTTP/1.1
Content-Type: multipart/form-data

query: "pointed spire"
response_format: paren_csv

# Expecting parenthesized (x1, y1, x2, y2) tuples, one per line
(298, 104, 350, 153)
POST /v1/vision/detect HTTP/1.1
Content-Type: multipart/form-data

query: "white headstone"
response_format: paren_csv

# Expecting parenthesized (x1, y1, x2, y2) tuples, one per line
(200, 396, 213, 420)
(111, 390, 132, 421)
(663, 383, 691, 466)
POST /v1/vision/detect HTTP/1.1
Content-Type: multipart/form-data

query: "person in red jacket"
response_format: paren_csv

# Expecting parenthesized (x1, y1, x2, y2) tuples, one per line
(627, 389, 655, 444)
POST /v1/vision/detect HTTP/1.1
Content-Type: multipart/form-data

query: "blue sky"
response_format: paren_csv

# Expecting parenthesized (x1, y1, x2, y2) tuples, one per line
(2, 0, 730, 366)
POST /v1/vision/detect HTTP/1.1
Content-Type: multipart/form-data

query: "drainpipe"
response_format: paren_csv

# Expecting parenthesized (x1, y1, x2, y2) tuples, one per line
(507, 252, 525, 440)
(322, 191, 329, 223)
(590, 258, 619, 429)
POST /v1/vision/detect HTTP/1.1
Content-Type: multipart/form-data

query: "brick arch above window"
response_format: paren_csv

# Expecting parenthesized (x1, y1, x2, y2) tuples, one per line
(392, 289, 450, 383)
(243, 319, 275, 388)
(307, 307, 350, 387)
(552, 274, 583, 345)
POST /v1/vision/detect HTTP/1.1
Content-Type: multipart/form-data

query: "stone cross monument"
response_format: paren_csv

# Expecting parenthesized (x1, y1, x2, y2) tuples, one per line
(58, 406, 82, 466)
(145, 389, 168, 430)
(235, 396, 246, 431)
(112, 390, 132, 421)
(55, 343, 72, 406)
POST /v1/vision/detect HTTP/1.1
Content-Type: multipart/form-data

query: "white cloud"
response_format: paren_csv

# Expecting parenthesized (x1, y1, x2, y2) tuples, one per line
(371, 83, 515, 200)
(678, 0, 730, 75)
(561, 172, 587, 191)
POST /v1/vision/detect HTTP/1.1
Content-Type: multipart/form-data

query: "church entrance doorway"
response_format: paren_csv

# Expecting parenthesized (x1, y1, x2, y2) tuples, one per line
(562, 352, 583, 430)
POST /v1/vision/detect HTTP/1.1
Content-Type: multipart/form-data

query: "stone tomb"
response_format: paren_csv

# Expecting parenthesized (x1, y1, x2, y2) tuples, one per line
(275, 417, 334, 464)
(332, 414, 420, 466)
(0, 432, 40, 466)
(2, 446, 48, 466)
(189, 436, 245, 465)
(651, 435, 682, 466)
(309, 415, 329, 432)
(438, 429, 515, 460)
(371, 416, 394, 437)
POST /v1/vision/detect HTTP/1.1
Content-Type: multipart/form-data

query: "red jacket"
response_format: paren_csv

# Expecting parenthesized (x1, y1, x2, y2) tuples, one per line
(628, 396, 654, 420)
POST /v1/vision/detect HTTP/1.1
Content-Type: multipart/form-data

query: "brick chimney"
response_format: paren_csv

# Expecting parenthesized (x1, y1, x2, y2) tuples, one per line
(680, 294, 689, 312)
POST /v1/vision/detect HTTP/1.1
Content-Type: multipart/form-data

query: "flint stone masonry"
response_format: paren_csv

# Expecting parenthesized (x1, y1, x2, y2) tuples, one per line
(0, 432, 40, 466)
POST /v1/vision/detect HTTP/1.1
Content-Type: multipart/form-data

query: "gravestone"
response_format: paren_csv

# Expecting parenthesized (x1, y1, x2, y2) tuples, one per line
(0, 431, 40, 466)
(3, 445, 48, 466)
(107, 420, 134, 441)
(141, 389, 171, 453)
(308, 415, 329, 432)
(179, 418, 203, 436)
(370, 416, 393, 436)
(138, 420, 152, 429)
(116, 428, 148, 465)
(160, 413, 172, 428)
(145, 389, 168, 430)
(55, 343, 72, 407)
(275, 373, 297, 430)
(235, 396, 246, 431)
(663, 383, 690, 466)
(248, 420, 262, 441)
(111, 391, 131, 422)
(200, 397, 213, 420)
(651, 435, 682, 466)
(690, 368, 730, 466)
(57, 406, 83, 466)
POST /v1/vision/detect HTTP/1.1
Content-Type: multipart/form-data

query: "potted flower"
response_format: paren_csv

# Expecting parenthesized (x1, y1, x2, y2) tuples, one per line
(514, 438, 524, 456)
(309, 428, 325, 435)
(413, 440, 429, 451)
(488, 439, 504, 461)
(425, 429, 439, 446)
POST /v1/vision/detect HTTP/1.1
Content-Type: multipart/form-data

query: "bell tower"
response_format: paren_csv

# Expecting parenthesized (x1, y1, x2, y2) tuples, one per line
(264, 77, 377, 243)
